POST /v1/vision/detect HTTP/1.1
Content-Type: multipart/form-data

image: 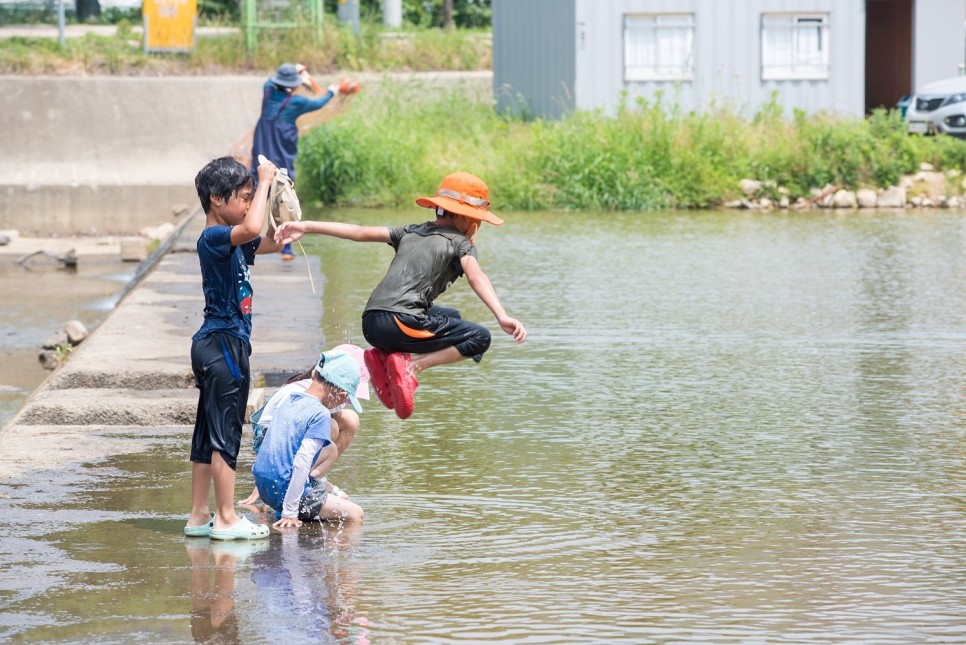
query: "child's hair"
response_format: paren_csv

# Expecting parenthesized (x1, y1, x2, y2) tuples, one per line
(194, 156, 254, 214)
(285, 369, 314, 385)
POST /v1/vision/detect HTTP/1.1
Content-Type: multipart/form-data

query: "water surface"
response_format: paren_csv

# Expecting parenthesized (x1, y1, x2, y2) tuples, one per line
(0, 255, 132, 427)
(0, 209, 964, 643)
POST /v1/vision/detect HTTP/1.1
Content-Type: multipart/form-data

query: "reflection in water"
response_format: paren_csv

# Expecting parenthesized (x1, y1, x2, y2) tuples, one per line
(187, 540, 250, 644)
(225, 500, 370, 645)
(185, 517, 368, 644)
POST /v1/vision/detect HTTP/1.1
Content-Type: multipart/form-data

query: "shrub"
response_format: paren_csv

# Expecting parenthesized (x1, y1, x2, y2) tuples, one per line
(299, 90, 966, 211)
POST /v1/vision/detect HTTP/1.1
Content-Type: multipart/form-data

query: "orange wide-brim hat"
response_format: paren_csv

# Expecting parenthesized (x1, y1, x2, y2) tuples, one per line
(415, 172, 504, 226)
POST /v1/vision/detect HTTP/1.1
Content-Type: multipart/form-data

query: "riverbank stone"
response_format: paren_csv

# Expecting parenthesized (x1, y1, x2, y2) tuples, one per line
(857, 189, 877, 208)
(877, 186, 907, 208)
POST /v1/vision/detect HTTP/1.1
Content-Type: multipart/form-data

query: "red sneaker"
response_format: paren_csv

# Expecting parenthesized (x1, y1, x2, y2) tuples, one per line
(363, 348, 393, 410)
(386, 353, 418, 419)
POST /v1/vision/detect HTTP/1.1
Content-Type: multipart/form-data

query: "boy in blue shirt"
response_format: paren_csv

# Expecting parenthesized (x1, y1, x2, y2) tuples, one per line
(253, 350, 365, 529)
(184, 156, 284, 541)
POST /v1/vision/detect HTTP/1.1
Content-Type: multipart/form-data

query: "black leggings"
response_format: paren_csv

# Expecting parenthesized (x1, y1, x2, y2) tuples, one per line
(362, 306, 491, 363)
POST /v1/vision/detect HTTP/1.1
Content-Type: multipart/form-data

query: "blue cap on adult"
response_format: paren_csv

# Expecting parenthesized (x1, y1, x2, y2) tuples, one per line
(271, 63, 302, 89)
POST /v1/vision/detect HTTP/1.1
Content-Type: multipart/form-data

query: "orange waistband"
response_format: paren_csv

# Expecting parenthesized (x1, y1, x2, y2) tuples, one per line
(394, 315, 436, 339)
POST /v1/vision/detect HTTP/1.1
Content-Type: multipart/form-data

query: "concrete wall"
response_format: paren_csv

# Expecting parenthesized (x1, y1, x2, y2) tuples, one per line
(0, 75, 264, 234)
(0, 71, 492, 234)
(912, 0, 966, 91)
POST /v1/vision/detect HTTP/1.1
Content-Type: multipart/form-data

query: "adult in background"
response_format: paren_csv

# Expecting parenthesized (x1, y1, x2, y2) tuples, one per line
(251, 63, 339, 260)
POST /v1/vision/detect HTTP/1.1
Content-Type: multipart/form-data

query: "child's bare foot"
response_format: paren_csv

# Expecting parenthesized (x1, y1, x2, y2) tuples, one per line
(238, 487, 260, 505)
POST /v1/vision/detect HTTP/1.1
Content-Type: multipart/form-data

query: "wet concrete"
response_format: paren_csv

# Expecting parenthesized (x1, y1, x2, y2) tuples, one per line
(0, 210, 322, 475)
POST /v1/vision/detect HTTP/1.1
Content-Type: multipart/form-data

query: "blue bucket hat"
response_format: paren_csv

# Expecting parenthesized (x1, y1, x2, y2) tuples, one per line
(271, 63, 302, 89)
(316, 351, 363, 413)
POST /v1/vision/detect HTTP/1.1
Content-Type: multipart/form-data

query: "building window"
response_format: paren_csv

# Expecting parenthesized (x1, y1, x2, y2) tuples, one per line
(624, 13, 695, 82)
(761, 13, 830, 80)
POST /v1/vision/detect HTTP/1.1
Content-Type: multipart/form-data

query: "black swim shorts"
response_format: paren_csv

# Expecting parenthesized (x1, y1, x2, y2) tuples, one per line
(189, 332, 250, 470)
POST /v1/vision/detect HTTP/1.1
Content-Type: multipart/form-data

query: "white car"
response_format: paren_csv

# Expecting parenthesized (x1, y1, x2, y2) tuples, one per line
(905, 76, 966, 138)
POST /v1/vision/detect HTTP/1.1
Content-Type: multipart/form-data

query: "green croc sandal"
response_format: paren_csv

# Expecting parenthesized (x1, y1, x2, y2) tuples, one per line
(184, 512, 215, 538)
(210, 516, 270, 541)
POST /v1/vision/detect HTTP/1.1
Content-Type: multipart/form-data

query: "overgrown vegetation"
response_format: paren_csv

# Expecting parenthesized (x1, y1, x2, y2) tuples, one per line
(298, 88, 966, 211)
(0, 18, 490, 74)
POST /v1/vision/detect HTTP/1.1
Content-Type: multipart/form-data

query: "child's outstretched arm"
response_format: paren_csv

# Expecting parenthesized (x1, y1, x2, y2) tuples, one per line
(460, 255, 527, 344)
(231, 157, 276, 246)
(275, 221, 391, 245)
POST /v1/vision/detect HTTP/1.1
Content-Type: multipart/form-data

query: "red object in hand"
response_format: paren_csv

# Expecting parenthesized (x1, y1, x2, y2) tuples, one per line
(339, 77, 362, 95)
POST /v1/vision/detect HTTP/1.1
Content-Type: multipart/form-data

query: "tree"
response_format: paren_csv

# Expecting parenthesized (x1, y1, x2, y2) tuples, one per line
(442, 0, 452, 29)
(324, 0, 489, 28)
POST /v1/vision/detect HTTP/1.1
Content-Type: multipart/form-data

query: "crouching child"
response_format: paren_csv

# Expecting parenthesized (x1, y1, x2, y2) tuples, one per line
(253, 350, 365, 529)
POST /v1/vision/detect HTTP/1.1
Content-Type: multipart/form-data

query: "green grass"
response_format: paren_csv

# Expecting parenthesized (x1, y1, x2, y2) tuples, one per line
(298, 89, 966, 211)
(0, 18, 490, 75)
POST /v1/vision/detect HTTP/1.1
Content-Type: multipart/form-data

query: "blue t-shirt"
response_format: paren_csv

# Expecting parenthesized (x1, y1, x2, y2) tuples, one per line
(192, 225, 260, 347)
(252, 391, 333, 511)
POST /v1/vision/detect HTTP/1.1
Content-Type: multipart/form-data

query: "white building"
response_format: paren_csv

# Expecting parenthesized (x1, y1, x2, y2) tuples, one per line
(493, 0, 966, 119)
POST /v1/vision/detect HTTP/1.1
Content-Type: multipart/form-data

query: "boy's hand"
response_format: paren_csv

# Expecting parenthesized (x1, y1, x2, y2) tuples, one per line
(498, 315, 527, 343)
(256, 156, 278, 185)
(274, 221, 306, 244)
(273, 516, 302, 530)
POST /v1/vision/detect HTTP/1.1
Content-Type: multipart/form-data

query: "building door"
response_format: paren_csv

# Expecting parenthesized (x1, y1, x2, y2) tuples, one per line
(865, 0, 913, 112)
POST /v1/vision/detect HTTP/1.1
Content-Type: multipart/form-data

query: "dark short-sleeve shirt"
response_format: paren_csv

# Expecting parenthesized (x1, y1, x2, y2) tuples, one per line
(364, 222, 477, 316)
(192, 225, 260, 347)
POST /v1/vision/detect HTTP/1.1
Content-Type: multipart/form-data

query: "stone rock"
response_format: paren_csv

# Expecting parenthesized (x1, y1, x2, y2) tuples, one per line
(832, 190, 858, 209)
(43, 329, 69, 350)
(38, 350, 60, 370)
(65, 320, 89, 345)
(723, 200, 743, 209)
(948, 195, 963, 209)
(877, 186, 906, 208)
(910, 195, 923, 207)
(759, 197, 773, 209)
(920, 162, 935, 171)
(912, 171, 947, 199)
(120, 237, 149, 262)
(779, 197, 790, 209)
(141, 222, 175, 241)
(739, 179, 762, 196)
(0, 235, 9, 246)
(856, 189, 877, 208)
(922, 198, 934, 208)
(900, 175, 915, 190)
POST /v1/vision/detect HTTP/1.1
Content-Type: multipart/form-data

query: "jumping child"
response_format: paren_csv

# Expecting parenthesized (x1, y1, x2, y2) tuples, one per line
(274, 172, 527, 419)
